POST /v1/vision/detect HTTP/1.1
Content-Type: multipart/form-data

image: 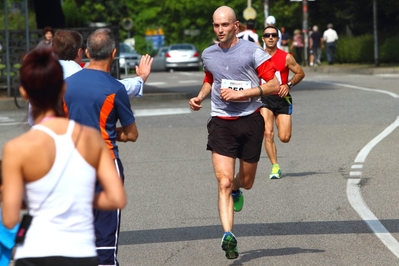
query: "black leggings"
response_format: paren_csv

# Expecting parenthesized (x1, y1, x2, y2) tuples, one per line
(15, 256, 98, 266)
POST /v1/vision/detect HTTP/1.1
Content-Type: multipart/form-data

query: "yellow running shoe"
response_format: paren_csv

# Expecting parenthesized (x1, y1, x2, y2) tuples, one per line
(269, 164, 281, 179)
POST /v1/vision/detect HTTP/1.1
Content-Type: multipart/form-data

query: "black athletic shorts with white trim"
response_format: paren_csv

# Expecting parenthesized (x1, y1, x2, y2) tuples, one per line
(206, 111, 264, 163)
(261, 94, 293, 115)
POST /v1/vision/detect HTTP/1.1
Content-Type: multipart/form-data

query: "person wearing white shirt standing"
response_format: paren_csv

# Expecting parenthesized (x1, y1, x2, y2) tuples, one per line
(323, 23, 339, 65)
(27, 30, 153, 126)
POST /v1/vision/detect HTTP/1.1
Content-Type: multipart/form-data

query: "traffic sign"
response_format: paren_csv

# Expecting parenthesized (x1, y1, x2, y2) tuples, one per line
(243, 7, 257, 20)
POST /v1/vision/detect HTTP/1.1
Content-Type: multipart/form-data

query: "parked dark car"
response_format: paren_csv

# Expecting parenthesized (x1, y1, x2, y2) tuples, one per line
(151, 43, 201, 72)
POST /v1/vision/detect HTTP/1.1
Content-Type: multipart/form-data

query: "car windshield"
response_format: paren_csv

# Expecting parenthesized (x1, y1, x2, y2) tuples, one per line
(120, 44, 135, 53)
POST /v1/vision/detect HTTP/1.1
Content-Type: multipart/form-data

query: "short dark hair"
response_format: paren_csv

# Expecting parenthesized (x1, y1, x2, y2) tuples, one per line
(42, 26, 54, 35)
(263, 25, 279, 34)
(246, 19, 256, 30)
(52, 30, 83, 60)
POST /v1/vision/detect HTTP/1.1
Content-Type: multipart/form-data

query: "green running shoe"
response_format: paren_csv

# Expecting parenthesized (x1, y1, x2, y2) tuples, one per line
(221, 231, 238, 259)
(269, 164, 282, 179)
(232, 190, 244, 212)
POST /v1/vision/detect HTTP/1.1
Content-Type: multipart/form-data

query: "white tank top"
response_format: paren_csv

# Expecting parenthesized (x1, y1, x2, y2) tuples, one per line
(14, 120, 97, 259)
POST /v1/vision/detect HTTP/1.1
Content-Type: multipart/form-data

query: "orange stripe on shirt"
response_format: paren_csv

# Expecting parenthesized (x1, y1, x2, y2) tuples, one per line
(99, 93, 116, 159)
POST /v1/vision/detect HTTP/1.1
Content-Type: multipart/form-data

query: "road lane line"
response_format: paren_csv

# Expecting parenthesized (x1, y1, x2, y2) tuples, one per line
(320, 82, 399, 99)
(347, 116, 399, 259)
(320, 81, 399, 258)
(134, 108, 191, 117)
(0, 122, 27, 126)
(178, 80, 198, 84)
(145, 82, 166, 86)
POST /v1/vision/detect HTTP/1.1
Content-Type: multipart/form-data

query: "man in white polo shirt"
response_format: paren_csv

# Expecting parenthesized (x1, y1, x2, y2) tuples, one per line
(323, 23, 339, 65)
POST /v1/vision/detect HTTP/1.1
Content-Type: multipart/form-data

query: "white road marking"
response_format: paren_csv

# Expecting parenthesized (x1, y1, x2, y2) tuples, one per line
(320, 81, 399, 99)
(178, 80, 198, 84)
(0, 116, 14, 121)
(319, 81, 399, 259)
(347, 116, 399, 259)
(0, 122, 27, 126)
(134, 108, 191, 117)
(146, 82, 166, 86)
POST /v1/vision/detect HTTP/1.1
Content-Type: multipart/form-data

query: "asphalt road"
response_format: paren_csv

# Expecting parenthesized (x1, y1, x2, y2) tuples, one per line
(1, 69, 399, 266)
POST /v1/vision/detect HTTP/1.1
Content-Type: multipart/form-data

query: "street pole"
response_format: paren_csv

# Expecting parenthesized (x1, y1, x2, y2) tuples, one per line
(302, 0, 308, 66)
(264, 0, 269, 28)
(373, 0, 379, 66)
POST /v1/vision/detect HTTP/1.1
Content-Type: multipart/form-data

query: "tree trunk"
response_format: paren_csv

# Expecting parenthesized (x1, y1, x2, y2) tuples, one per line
(33, 0, 65, 29)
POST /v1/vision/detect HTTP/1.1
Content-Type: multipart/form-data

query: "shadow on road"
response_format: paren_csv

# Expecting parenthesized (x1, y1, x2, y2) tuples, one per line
(119, 219, 399, 245)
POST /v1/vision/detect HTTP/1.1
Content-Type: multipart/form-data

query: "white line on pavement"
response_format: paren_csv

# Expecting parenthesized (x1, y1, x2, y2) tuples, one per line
(178, 80, 198, 84)
(134, 108, 191, 117)
(145, 82, 166, 86)
(321, 82, 399, 99)
(347, 116, 399, 259)
(319, 81, 399, 259)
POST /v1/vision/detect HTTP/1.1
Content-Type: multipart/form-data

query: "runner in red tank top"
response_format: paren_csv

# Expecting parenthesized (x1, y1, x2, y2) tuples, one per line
(260, 25, 305, 179)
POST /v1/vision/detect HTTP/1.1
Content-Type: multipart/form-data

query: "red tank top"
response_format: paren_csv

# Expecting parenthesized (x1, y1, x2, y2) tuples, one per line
(271, 48, 289, 85)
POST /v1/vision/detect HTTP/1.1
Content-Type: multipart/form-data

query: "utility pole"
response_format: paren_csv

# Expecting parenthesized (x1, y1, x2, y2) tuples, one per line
(373, 0, 379, 66)
(302, 0, 308, 66)
(264, 0, 269, 27)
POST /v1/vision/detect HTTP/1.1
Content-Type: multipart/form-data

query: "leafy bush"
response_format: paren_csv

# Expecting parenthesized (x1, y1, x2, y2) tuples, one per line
(380, 36, 399, 63)
(335, 35, 374, 63)
(62, 0, 87, 28)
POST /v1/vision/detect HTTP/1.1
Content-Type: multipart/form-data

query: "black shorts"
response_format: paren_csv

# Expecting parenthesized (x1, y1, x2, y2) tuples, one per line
(15, 256, 98, 266)
(261, 94, 293, 115)
(206, 111, 264, 163)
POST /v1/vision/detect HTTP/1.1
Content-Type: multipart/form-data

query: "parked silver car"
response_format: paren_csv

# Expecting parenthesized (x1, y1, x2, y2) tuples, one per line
(152, 43, 201, 71)
(119, 43, 141, 70)
(151, 46, 169, 72)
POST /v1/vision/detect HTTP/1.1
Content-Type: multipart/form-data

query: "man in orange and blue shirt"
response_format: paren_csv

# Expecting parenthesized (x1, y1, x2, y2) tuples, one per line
(64, 28, 138, 266)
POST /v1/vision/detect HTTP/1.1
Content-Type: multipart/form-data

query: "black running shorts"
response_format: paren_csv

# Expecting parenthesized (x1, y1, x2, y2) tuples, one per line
(206, 111, 264, 163)
(15, 256, 98, 266)
(261, 94, 293, 115)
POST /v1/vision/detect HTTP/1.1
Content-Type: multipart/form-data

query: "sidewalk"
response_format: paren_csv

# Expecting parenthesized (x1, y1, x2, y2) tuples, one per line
(1, 64, 398, 111)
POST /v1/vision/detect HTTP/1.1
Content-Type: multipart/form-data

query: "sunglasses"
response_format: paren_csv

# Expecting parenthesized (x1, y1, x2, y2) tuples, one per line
(263, 33, 278, 38)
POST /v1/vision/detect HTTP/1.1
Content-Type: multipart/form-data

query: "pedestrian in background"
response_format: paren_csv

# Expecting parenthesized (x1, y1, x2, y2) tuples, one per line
(27, 29, 153, 127)
(290, 29, 304, 65)
(1, 46, 126, 266)
(280, 26, 291, 53)
(36, 26, 54, 47)
(323, 23, 339, 65)
(189, 5, 279, 260)
(309, 25, 324, 66)
(236, 19, 260, 45)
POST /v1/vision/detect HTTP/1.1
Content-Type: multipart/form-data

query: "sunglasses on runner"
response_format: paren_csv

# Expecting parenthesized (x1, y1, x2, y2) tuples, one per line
(263, 33, 278, 38)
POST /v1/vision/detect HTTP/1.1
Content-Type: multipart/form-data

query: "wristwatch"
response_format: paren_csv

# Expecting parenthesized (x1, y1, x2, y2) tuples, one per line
(287, 81, 293, 89)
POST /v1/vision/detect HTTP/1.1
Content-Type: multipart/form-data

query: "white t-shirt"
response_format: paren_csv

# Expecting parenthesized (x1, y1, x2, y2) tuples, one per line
(237, 30, 259, 44)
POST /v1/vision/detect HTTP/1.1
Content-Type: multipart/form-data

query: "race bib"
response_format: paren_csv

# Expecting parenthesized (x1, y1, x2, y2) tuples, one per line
(221, 79, 251, 102)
